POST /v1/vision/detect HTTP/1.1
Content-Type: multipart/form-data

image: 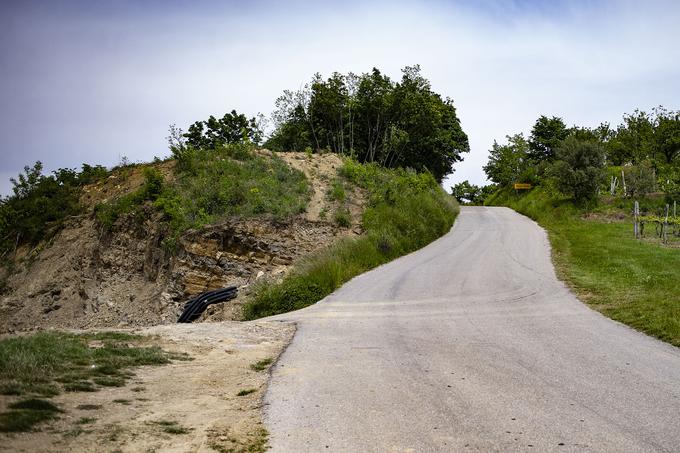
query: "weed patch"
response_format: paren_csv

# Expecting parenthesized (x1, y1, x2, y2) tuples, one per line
(237, 389, 257, 396)
(250, 358, 273, 372)
(0, 399, 63, 432)
(0, 331, 180, 397)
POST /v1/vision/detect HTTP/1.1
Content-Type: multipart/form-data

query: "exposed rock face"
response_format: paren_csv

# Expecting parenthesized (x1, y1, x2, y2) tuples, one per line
(0, 151, 368, 333)
(0, 210, 345, 333)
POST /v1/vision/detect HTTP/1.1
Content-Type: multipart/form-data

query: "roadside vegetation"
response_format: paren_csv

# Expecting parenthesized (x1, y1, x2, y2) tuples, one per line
(481, 107, 680, 346)
(0, 331, 187, 432)
(95, 143, 309, 249)
(243, 160, 458, 319)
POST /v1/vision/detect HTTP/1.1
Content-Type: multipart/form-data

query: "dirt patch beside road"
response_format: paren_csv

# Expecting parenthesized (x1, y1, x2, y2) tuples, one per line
(0, 321, 294, 453)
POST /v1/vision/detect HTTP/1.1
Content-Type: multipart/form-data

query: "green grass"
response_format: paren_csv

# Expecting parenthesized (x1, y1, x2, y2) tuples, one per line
(487, 187, 680, 346)
(243, 160, 458, 319)
(0, 399, 63, 432)
(328, 178, 346, 202)
(249, 358, 273, 372)
(95, 144, 310, 250)
(76, 417, 97, 425)
(0, 331, 185, 397)
(0, 331, 185, 432)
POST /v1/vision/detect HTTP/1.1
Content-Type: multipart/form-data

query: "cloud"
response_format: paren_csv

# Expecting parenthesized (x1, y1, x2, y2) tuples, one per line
(1, 0, 679, 195)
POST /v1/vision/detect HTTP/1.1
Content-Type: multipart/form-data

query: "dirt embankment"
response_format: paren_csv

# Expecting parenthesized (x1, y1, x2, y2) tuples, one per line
(0, 151, 369, 452)
(0, 151, 363, 333)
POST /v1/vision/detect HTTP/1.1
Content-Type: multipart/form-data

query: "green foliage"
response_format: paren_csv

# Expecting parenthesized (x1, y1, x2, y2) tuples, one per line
(0, 162, 109, 255)
(243, 160, 458, 319)
(94, 167, 167, 231)
(161, 144, 309, 227)
(183, 110, 263, 148)
(333, 208, 351, 227)
(451, 180, 480, 204)
(0, 331, 181, 398)
(548, 137, 606, 204)
(483, 134, 533, 186)
(267, 66, 469, 182)
(94, 144, 309, 252)
(528, 115, 569, 162)
(625, 160, 657, 197)
(484, 107, 679, 209)
(328, 179, 346, 202)
(450, 181, 497, 206)
(658, 165, 680, 202)
(250, 358, 274, 372)
(487, 187, 680, 347)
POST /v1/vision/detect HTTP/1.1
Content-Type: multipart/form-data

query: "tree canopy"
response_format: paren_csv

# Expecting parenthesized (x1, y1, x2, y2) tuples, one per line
(183, 110, 263, 149)
(483, 106, 680, 204)
(266, 66, 469, 182)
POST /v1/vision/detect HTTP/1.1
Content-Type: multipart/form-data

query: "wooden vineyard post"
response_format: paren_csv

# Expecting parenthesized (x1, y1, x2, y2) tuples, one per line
(621, 169, 627, 197)
(634, 200, 640, 239)
(663, 204, 669, 244)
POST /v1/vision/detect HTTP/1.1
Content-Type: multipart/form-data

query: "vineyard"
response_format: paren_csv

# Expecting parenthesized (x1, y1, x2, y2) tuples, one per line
(634, 201, 680, 247)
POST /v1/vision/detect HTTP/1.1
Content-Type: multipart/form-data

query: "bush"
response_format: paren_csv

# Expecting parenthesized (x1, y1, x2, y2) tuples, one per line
(549, 137, 606, 204)
(625, 160, 657, 198)
(0, 162, 110, 256)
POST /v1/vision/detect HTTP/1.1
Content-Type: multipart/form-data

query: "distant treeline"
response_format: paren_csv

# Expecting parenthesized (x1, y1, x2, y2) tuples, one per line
(453, 107, 680, 205)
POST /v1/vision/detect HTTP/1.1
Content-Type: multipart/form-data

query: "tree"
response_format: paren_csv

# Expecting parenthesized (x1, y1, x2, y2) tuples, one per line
(451, 180, 481, 204)
(654, 108, 680, 164)
(483, 134, 531, 186)
(184, 110, 263, 149)
(549, 137, 606, 203)
(266, 66, 469, 182)
(528, 115, 569, 162)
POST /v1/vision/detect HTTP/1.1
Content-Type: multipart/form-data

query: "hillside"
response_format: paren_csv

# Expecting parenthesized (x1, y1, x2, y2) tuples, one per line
(0, 149, 365, 333)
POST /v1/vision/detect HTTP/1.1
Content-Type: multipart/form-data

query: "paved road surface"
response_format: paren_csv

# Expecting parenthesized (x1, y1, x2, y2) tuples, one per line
(264, 207, 680, 452)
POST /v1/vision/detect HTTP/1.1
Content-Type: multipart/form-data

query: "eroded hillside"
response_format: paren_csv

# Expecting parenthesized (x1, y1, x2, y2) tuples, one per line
(0, 150, 365, 333)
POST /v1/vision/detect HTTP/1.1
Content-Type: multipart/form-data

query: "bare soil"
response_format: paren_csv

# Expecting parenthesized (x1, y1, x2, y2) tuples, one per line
(0, 151, 365, 333)
(0, 321, 294, 453)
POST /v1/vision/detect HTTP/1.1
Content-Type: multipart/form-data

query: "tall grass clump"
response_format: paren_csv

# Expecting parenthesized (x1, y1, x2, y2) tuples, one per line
(243, 160, 458, 319)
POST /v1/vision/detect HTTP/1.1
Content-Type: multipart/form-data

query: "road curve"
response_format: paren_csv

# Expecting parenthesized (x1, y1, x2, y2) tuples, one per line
(264, 207, 680, 452)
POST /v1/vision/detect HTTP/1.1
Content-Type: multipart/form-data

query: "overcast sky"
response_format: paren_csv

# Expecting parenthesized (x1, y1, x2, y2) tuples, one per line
(1, 0, 679, 195)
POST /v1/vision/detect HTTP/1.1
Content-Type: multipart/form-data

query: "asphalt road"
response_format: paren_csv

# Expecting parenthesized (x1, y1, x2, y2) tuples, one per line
(264, 206, 680, 452)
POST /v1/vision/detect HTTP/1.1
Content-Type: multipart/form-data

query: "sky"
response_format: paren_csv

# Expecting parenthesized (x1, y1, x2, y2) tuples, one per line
(1, 0, 679, 195)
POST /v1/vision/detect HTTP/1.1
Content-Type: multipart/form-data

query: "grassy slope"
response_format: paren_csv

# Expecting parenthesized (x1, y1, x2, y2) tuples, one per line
(243, 160, 459, 319)
(95, 144, 310, 247)
(486, 188, 680, 346)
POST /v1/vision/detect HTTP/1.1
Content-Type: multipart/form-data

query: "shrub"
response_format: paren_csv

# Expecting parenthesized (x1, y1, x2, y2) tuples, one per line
(549, 137, 606, 204)
(625, 160, 657, 198)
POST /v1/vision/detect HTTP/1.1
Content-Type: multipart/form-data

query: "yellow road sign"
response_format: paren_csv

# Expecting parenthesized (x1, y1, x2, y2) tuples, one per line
(514, 183, 532, 190)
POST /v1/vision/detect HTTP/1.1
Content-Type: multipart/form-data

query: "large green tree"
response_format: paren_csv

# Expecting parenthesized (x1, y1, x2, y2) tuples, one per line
(483, 134, 531, 186)
(266, 66, 469, 182)
(528, 115, 569, 162)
